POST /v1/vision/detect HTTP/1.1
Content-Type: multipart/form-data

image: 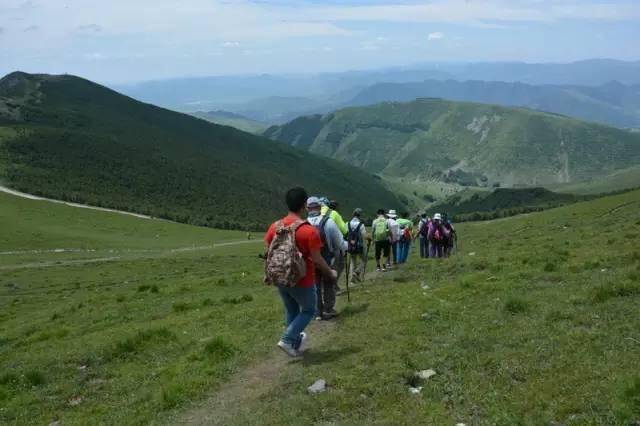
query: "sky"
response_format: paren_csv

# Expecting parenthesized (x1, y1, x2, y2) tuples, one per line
(1, 0, 639, 84)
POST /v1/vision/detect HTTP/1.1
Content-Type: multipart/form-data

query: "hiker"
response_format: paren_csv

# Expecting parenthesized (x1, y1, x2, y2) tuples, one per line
(372, 209, 391, 271)
(387, 209, 400, 266)
(417, 214, 430, 258)
(320, 198, 347, 291)
(428, 213, 448, 258)
(396, 211, 413, 264)
(264, 187, 337, 357)
(307, 196, 347, 320)
(320, 198, 348, 236)
(347, 208, 370, 282)
(443, 219, 456, 257)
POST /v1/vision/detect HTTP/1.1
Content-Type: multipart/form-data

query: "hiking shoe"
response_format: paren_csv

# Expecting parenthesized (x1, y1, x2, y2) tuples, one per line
(277, 340, 301, 357)
(298, 332, 309, 352)
(376, 267, 382, 272)
(323, 309, 338, 318)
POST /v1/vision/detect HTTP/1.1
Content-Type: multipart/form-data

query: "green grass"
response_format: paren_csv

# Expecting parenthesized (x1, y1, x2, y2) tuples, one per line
(550, 165, 640, 195)
(2, 187, 640, 424)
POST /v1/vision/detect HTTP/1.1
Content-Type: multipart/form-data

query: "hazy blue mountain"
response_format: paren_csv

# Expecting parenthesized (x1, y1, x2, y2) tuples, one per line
(427, 59, 640, 86)
(348, 80, 640, 128)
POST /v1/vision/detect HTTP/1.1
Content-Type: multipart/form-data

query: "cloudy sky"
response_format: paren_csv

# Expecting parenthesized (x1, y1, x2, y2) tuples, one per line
(1, 0, 639, 83)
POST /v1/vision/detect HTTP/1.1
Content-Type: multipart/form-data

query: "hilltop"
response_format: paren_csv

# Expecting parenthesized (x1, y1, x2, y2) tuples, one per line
(0, 72, 403, 229)
(264, 98, 640, 188)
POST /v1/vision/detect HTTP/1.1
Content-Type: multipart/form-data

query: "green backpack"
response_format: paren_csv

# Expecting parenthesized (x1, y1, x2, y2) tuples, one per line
(373, 218, 389, 242)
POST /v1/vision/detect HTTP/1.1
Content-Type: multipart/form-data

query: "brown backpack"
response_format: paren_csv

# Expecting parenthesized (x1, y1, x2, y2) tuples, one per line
(264, 219, 307, 287)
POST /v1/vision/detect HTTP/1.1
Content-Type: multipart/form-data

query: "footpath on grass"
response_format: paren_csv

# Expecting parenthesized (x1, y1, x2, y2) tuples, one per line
(0, 185, 154, 219)
(170, 266, 391, 426)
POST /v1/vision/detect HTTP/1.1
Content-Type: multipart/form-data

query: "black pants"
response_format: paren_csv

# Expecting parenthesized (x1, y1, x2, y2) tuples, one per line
(374, 240, 390, 264)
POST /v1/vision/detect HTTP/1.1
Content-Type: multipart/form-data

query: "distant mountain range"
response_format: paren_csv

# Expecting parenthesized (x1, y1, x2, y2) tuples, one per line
(116, 59, 640, 112)
(190, 110, 267, 134)
(264, 98, 640, 188)
(0, 72, 402, 229)
(348, 80, 640, 129)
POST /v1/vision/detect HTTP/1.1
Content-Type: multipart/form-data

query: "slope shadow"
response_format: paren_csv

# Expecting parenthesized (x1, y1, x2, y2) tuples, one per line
(302, 346, 362, 366)
(339, 302, 370, 319)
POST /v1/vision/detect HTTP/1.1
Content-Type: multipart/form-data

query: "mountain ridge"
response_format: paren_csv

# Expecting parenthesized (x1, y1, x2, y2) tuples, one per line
(264, 97, 640, 188)
(0, 71, 403, 229)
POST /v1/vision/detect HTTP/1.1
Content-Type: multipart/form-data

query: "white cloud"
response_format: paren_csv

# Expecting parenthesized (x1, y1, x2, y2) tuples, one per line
(222, 41, 240, 47)
(428, 32, 445, 41)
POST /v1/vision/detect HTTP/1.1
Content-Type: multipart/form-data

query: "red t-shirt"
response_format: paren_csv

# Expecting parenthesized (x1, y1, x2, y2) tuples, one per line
(264, 213, 322, 288)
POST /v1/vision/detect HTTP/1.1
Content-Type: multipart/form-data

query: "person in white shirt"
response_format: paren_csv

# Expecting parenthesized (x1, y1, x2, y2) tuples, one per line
(386, 209, 400, 266)
(347, 208, 370, 282)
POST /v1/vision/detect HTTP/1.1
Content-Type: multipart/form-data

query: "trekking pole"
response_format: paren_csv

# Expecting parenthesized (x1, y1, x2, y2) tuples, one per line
(345, 252, 351, 303)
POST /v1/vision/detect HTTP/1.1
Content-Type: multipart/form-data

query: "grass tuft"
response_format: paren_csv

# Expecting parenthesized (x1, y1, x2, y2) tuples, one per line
(204, 337, 237, 361)
(24, 370, 45, 387)
(591, 281, 640, 303)
(504, 298, 529, 314)
(110, 327, 174, 359)
(172, 302, 192, 312)
(221, 294, 253, 305)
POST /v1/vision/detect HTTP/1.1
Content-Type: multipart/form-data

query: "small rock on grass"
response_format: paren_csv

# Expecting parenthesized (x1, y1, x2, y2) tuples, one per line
(308, 379, 326, 394)
(68, 396, 83, 406)
(416, 369, 436, 380)
(409, 386, 422, 394)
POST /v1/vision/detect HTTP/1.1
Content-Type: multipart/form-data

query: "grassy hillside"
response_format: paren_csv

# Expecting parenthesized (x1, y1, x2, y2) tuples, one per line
(264, 98, 640, 188)
(429, 187, 586, 222)
(2, 188, 640, 424)
(189, 110, 267, 134)
(0, 72, 402, 230)
(549, 165, 640, 195)
(349, 80, 640, 129)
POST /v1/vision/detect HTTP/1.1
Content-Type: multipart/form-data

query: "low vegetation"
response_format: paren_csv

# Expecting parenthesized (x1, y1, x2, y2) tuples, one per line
(2, 188, 640, 423)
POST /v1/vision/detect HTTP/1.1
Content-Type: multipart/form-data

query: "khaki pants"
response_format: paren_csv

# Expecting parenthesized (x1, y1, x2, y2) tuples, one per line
(350, 251, 366, 281)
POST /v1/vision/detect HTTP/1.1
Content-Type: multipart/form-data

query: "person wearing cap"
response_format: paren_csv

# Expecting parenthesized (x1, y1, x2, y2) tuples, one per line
(307, 196, 347, 319)
(320, 198, 348, 292)
(386, 209, 400, 267)
(428, 213, 446, 258)
(347, 208, 370, 282)
(320, 198, 348, 236)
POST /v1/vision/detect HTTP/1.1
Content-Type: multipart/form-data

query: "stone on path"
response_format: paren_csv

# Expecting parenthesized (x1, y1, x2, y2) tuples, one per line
(416, 369, 437, 380)
(308, 379, 326, 394)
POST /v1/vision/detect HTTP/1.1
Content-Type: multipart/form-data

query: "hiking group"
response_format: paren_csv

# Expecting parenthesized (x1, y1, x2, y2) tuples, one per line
(263, 187, 456, 358)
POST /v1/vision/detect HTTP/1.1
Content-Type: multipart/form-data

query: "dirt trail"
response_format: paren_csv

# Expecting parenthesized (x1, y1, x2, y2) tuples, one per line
(172, 276, 376, 425)
(175, 320, 337, 426)
(0, 185, 154, 220)
(0, 240, 262, 271)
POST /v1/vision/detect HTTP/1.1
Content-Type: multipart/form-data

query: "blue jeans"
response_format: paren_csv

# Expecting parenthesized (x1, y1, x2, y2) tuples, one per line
(397, 240, 411, 263)
(277, 285, 317, 349)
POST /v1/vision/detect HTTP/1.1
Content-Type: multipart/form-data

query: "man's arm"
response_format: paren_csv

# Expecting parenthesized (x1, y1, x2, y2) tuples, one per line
(311, 250, 337, 280)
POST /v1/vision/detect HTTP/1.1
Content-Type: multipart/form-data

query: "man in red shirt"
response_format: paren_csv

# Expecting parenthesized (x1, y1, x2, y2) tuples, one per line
(264, 187, 337, 357)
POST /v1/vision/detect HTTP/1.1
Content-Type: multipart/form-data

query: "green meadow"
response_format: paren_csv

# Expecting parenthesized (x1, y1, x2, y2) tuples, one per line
(1, 189, 640, 424)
